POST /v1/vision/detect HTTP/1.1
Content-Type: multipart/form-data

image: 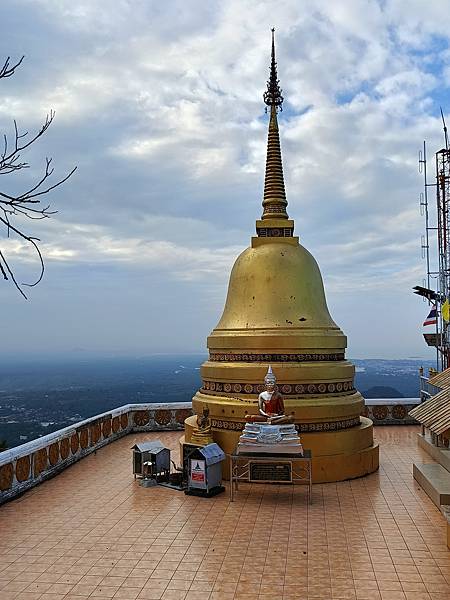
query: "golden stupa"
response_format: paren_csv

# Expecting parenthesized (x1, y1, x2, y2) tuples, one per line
(184, 31, 379, 482)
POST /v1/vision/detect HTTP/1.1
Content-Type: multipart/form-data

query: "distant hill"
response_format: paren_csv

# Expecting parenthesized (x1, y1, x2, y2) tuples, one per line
(362, 386, 403, 399)
(353, 358, 429, 398)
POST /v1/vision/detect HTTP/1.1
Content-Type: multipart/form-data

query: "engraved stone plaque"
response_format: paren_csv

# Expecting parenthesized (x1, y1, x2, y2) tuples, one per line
(249, 461, 292, 483)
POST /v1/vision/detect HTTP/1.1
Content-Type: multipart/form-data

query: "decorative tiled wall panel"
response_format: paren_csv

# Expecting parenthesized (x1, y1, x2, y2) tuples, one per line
(362, 402, 419, 425)
(0, 402, 193, 504)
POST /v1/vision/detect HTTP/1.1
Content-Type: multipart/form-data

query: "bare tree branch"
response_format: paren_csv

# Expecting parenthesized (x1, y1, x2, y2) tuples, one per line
(0, 56, 76, 297)
(0, 56, 24, 79)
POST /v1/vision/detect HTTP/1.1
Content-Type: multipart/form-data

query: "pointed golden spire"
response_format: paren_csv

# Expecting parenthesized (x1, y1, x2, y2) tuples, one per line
(262, 28, 288, 221)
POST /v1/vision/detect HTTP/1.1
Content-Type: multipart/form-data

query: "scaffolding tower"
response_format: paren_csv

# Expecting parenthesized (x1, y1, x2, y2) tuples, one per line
(416, 116, 450, 371)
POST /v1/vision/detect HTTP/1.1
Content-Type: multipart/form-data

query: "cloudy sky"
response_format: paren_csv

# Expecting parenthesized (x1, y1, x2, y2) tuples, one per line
(0, 0, 449, 360)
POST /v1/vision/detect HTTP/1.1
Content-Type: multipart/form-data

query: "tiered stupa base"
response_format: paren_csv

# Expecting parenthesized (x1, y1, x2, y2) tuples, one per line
(184, 415, 378, 483)
(184, 385, 379, 483)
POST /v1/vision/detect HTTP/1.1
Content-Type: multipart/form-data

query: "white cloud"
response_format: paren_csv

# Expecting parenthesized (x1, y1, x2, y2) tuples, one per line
(0, 0, 449, 357)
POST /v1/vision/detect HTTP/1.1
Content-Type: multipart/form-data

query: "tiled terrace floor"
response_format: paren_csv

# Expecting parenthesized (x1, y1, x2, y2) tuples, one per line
(0, 427, 449, 600)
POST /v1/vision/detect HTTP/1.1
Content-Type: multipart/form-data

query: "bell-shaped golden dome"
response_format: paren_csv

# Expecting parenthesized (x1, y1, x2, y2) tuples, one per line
(215, 240, 339, 335)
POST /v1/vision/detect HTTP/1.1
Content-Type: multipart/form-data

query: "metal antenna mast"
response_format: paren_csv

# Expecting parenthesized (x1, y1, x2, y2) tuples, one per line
(415, 111, 450, 371)
(440, 107, 449, 150)
(436, 136, 450, 369)
(419, 141, 432, 291)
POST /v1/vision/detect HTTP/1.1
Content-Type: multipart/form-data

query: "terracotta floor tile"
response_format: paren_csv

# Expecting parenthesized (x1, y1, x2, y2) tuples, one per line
(332, 579, 356, 588)
(91, 586, 121, 598)
(238, 573, 262, 584)
(423, 582, 450, 593)
(16, 594, 45, 600)
(331, 589, 357, 599)
(47, 582, 76, 594)
(102, 576, 128, 587)
(192, 571, 218, 582)
(121, 576, 149, 589)
(113, 588, 141, 599)
(1, 580, 31, 593)
(378, 581, 403, 591)
(393, 559, 415, 567)
(419, 573, 446, 584)
(1, 428, 448, 600)
(70, 582, 97, 594)
(185, 593, 211, 600)
(212, 581, 238, 593)
(355, 580, 380, 591)
(166, 580, 192, 591)
(397, 573, 423, 583)
(376, 572, 401, 583)
(354, 588, 385, 598)
(415, 566, 441, 574)
(401, 582, 427, 593)
(395, 567, 421, 576)
(160, 590, 188, 599)
(172, 571, 196, 582)
(158, 561, 181, 570)
(142, 579, 170, 592)
(353, 571, 377, 580)
(137, 589, 164, 600)
(0, 593, 22, 600)
(23, 581, 53, 594)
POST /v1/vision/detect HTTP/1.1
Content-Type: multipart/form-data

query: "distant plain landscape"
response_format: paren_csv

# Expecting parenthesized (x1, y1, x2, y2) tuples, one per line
(0, 356, 434, 449)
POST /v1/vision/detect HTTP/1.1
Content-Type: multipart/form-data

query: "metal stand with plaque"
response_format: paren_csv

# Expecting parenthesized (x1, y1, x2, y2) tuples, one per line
(229, 449, 312, 503)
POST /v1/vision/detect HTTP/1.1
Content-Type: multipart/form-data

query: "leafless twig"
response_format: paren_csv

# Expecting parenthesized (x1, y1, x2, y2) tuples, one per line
(0, 56, 24, 79)
(0, 56, 76, 298)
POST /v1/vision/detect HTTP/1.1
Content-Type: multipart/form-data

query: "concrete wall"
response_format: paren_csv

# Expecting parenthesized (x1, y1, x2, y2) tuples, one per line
(0, 402, 193, 505)
(363, 398, 420, 425)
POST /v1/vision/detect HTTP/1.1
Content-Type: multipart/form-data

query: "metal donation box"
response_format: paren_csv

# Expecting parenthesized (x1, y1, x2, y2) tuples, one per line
(132, 440, 170, 481)
(185, 443, 225, 497)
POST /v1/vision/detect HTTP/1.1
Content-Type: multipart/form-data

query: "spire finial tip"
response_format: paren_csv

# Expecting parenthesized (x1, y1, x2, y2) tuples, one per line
(263, 28, 283, 110)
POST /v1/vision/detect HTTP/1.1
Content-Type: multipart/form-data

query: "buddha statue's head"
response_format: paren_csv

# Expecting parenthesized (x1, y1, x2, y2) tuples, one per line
(264, 365, 277, 392)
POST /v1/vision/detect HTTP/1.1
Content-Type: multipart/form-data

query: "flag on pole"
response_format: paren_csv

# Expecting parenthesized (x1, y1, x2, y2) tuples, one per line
(423, 305, 437, 326)
(442, 299, 450, 322)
